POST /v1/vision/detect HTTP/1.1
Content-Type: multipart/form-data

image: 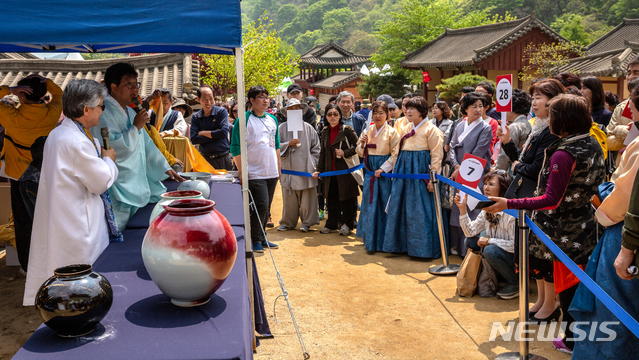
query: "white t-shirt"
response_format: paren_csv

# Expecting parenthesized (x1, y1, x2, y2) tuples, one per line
(247, 112, 279, 180)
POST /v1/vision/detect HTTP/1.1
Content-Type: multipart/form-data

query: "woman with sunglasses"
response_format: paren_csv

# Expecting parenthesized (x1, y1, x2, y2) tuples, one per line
(313, 104, 360, 236)
(355, 101, 400, 251)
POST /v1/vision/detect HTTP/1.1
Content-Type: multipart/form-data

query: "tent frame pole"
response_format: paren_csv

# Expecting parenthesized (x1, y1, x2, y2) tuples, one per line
(235, 47, 256, 352)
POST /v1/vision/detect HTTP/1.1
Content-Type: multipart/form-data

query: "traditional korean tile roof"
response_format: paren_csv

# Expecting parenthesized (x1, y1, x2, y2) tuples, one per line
(401, 14, 566, 69)
(0, 53, 200, 99)
(0, 53, 39, 60)
(584, 19, 639, 55)
(310, 71, 361, 89)
(555, 45, 638, 77)
(554, 19, 639, 77)
(300, 41, 369, 67)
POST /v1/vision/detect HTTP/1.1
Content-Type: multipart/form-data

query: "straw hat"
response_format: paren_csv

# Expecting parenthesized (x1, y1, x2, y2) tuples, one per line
(171, 98, 193, 117)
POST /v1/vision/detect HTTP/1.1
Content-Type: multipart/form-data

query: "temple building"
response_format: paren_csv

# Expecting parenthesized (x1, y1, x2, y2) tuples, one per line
(294, 41, 370, 110)
(400, 14, 567, 104)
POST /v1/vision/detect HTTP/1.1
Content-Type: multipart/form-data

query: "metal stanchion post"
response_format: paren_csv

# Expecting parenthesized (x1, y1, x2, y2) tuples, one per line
(496, 211, 546, 360)
(428, 170, 460, 276)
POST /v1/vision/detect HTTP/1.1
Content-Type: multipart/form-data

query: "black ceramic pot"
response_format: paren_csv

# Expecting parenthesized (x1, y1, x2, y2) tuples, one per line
(35, 264, 113, 337)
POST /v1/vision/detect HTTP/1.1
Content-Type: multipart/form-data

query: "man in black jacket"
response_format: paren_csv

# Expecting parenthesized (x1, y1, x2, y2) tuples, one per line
(276, 83, 317, 127)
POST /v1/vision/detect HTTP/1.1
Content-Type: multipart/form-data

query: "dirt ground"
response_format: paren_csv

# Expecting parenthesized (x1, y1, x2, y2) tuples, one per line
(0, 184, 570, 360)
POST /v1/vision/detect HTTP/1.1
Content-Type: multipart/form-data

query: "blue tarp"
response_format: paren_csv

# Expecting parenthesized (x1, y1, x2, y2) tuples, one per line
(0, 0, 242, 55)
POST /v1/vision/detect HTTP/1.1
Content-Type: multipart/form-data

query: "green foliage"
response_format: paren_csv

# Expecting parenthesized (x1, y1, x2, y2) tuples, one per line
(276, 5, 299, 28)
(372, 0, 514, 82)
(551, 14, 590, 46)
(610, 0, 639, 24)
(436, 74, 491, 100)
(201, 16, 299, 99)
(463, 0, 623, 36)
(320, 8, 353, 43)
(357, 72, 411, 99)
(240, 0, 631, 74)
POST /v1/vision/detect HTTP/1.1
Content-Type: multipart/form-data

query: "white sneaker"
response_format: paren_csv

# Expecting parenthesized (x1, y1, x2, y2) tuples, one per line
(320, 227, 337, 234)
(300, 225, 310, 232)
(339, 224, 350, 236)
(277, 225, 289, 231)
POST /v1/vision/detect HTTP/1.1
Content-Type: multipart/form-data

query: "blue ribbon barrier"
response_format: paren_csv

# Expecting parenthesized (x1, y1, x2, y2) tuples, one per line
(280, 165, 639, 337)
(525, 216, 639, 338)
(364, 170, 431, 180)
(434, 175, 520, 219)
(281, 163, 363, 178)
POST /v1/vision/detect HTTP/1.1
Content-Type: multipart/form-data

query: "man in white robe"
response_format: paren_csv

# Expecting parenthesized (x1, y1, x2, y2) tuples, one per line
(277, 99, 320, 232)
(90, 63, 181, 230)
(24, 80, 118, 305)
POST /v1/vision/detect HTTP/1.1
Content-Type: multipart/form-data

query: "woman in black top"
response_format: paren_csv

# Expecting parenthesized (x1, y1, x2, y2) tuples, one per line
(582, 76, 613, 128)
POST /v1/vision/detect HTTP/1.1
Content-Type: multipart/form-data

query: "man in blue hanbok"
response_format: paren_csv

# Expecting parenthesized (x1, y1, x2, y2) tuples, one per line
(90, 63, 181, 231)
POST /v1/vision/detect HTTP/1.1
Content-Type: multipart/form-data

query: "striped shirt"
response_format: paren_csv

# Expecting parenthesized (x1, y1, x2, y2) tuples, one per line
(459, 211, 516, 253)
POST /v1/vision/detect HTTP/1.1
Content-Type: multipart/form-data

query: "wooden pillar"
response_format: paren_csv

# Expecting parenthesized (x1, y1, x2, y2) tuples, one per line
(617, 76, 626, 98)
(332, 66, 335, 77)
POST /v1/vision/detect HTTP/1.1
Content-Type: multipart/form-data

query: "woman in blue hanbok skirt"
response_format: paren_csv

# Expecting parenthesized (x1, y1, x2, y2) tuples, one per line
(382, 97, 445, 258)
(355, 101, 400, 251)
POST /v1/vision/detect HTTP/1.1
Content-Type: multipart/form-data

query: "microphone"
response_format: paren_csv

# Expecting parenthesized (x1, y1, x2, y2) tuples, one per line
(131, 96, 152, 130)
(100, 128, 110, 149)
(131, 96, 145, 113)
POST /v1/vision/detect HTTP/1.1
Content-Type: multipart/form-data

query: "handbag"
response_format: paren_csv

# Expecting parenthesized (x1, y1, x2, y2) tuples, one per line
(456, 250, 483, 297)
(503, 173, 537, 199)
(341, 138, 364, 186)
(477, 252, 498, 298)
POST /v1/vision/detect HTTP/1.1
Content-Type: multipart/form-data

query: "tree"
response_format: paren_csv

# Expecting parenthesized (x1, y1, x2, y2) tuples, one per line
(372, 0, 514, 82)
(201, 16, 299, 99)
(608, 0, 639, 24)
(294, 30, 322, 54)
(519, 41, 585, 82)
(551, 14, 590, 46)
(320, 8, 353, 43)
(343, 31, 380, 55)
(436, 73, 492, 100)
(276, 4, 299, 28)
(357, 72, 410, 100)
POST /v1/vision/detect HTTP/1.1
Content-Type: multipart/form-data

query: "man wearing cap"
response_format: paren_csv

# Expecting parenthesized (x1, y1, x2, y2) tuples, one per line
(147, 88, 187, 137)
(357, 99, 371, 120)
(190, 85, 233, 170)
(277, 98, 320, 232)
(276, 83, 317, 127)
(337, 91, 365, 136)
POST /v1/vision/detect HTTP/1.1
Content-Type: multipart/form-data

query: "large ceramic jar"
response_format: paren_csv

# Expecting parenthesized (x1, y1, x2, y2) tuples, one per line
(178, 179, 210, 199)
(149, 190, 204, 225)
(35, 264, 113, 337)
(142, 199, 237, 307)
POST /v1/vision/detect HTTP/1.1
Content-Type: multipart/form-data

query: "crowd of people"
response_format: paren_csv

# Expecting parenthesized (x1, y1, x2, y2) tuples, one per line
(272, 57, 639, 357)
(2, 55, 639, 358)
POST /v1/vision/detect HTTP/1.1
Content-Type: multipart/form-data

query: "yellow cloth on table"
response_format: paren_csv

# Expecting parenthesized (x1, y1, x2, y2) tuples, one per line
(162, 136, 192, 171)
(0, 215, 16, 250)
(148, 97, 226, 174)
(186, 140, 228, 174)
(145, 123, 178, 166)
